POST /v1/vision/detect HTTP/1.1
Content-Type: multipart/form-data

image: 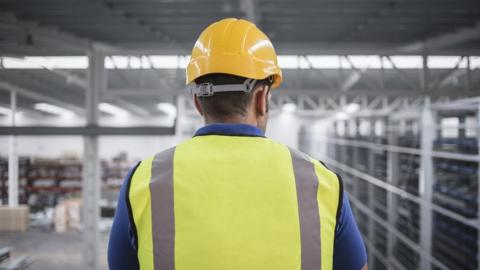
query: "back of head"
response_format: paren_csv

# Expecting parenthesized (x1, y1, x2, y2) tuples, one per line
(185, 18, 283, 126)
(195, 73, 273, 120)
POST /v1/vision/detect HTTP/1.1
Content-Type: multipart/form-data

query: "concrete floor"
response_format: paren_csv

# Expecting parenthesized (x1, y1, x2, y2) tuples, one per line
(0, 229, 109, 270)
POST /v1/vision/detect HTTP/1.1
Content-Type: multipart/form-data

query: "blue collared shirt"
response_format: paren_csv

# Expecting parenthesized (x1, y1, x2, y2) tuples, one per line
(108, 124, 367, 270)
(194, 123, 265, 137)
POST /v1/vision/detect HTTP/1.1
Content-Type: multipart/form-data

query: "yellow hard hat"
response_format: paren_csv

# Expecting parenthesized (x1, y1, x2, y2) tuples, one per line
(186, 18, 282, 90)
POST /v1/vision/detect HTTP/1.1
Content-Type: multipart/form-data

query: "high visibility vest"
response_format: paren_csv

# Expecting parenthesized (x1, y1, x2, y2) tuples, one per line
(127, 135, 342, 270)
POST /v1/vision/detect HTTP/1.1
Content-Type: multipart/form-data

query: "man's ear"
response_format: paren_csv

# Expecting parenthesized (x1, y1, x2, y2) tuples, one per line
(254, 85, 269, 117)
(193, 95, 204, 116)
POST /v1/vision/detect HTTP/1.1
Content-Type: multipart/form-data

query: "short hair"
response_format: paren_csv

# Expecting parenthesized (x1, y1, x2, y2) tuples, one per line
(195, 73, 272, 117)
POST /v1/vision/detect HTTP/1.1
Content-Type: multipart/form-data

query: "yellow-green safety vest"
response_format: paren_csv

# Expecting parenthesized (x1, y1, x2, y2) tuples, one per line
(127, 135, 342, 270)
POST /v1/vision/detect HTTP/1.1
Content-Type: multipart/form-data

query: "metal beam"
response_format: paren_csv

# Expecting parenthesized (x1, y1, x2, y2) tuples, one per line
(324, 153, 479, 226)
(83, 49, 102, 270)
(419, 103, 434, 270)
(103, 0, 174, 42)
(477, 102, 480, 268)
(466, 56, 472, 93)
(0, 102, 40, 117)
(345, 190, 449, 270)
(45, 65, 150, 117)
(432, 56, 465, 89)
(107, 97, 150, 117)
(7, 90, 18, 207)
(0, 126, 175, 136)
(341, 55, 377, 92)
(0, 12, 117, 54)
(110, 88, 456, 98)
(0, 80, 84, 114)
(46, 68, 87, 89)
(240, 0, 257, 24)
(398, 21, 480, 53)
(303, 56, 338, 90)
(421, 55, 429, 91)
(98, 43, 480, 56)
(385, 56, 419, 90)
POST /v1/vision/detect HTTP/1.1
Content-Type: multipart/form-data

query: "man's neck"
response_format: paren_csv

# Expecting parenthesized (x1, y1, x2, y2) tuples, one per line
(204, 115, 258, 127)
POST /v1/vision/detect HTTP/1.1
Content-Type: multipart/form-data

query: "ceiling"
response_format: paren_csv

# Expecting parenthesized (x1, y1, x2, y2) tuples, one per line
(0, 0, 479, 56)
(0, 0, 479, 117)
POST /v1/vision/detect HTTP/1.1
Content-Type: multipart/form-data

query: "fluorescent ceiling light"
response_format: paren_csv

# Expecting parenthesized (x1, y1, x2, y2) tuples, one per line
(2, 55, 477, 70)
(0, 106, 11, 115)
(335, 112, 349, 120)
(157, 103, 177, 117)
(99, 103, 130, 117)
(34, 103, 74, 116)
(428, 56, 467, 69)
(149, 56, 181, 69)
(388, 56, 423, 69)
(282, 103, 297, 113)
(344, 103, 360, 113)
(2, 57, 87, 69)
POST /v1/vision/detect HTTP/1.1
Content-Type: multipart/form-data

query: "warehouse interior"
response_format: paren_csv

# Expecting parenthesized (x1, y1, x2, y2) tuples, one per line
(0, 0, 480, 269)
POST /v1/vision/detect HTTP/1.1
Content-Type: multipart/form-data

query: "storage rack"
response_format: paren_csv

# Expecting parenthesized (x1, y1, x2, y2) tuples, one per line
(431, 111, 479, 270)
(311, 99, 480, 270)
(0, 156, 135, 211)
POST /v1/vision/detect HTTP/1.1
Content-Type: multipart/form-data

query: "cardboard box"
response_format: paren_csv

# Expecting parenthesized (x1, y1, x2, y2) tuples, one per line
(54, 199, 82, 232)
(0, 205, 29, 232)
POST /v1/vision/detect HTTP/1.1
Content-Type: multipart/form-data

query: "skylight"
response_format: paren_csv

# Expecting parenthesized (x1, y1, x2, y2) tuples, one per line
(1, 55, 479, 70)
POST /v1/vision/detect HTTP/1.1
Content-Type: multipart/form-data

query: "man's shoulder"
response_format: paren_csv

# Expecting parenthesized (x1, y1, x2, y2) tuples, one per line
(282, 146, 337, 176)
(136, 146, 177, 166)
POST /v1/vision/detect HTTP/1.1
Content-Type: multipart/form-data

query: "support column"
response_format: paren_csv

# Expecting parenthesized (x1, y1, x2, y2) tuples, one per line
(83, 48, 104, 270)
(386, 118, 399, 263)
(8, 91, 18, 207)
(331, 121, 338, 160)
(419, 100, 434, 270)
(466, 56, 472, 93)
(379, 56, 386, 90)
(421, 55, 429, 91)
(366, 119, 376, 260)
(458, 115, 466, 139)
(351, 118, 361, 232)
(477, 102, 480, 270)
(175, 95, 186, 137)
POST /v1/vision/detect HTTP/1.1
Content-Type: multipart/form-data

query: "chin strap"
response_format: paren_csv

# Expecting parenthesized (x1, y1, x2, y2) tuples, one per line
(186, 79, 257, 97)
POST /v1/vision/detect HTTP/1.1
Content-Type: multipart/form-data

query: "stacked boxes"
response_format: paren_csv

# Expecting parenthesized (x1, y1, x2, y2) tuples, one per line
(0, 205, 29, 232)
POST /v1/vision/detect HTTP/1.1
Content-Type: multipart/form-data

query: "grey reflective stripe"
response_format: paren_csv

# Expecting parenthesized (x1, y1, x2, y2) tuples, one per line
(289, 148, 322, 270)
(150, 147, 176, 270)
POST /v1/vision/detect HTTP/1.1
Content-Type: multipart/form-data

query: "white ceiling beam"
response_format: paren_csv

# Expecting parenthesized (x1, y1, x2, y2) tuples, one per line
(384, 56, 419, 90)
(108, 87, 469, 98)
(44, 66, 150, 117)
(341, 56, 376, 91)
(432, 56, 465, 89)
(103, 95, 150, 117)
(0, 79, 84, 114)
(341, 72, 363, 92)
(433, 56, 479, 90)
(303, 56, 338, 89)
(0, 101, 42, 117)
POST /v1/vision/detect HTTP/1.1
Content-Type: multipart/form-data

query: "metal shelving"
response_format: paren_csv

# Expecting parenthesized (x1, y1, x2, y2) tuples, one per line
(309, 98, 480, 270)
(0, 156, 136, 211)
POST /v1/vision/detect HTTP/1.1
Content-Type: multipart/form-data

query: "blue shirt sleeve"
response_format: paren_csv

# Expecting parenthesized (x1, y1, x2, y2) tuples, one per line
(333, 192, 368, 270)
(108, 164, 140, 270)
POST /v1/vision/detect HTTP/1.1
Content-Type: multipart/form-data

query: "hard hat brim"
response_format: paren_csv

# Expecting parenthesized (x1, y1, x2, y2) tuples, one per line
(186, 54, 282, 89)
